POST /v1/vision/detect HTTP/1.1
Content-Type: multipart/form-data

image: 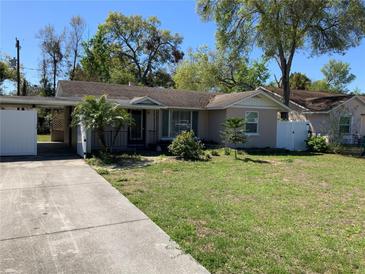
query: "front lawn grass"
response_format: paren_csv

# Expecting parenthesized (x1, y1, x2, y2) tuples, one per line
(89, 151, 365, 273)
(37, 134, 51, 142)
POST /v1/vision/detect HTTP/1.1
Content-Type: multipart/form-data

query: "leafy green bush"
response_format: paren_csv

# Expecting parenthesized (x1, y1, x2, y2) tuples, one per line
(224, 147, 231, 155)
(306, 136, 329, 153)
(168, 131, 206, 160)
(211, 150, 220, 156)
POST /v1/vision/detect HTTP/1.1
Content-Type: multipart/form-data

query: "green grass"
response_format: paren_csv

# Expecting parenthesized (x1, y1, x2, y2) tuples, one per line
(37, 134, 51, 142)
(89, 151, 365, 273)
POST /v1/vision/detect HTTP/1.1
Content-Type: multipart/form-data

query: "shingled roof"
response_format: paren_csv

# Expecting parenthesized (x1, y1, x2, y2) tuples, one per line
(57, 81, 289, 110)
(266, 87, 356, 112)
(57, 80, 215, 109)
(206, 90, 260, 109)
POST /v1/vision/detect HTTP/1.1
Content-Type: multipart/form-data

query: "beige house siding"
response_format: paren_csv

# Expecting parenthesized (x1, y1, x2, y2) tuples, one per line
(197, 110, 209, 140)
(361, 115, 365, 136)
(207, 110, 226, 143)
(227, 107, 278, 148)
(304, 113, 330, 135)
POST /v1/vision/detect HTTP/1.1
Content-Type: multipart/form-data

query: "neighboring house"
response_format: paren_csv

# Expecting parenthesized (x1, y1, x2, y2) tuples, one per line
(0, 80, 290, 156)
(260, 87, 365, 144)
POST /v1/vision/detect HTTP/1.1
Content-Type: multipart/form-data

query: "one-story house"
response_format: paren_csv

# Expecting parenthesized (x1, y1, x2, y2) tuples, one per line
(0, 80, 291, 156)
(260, 87, 365, 144)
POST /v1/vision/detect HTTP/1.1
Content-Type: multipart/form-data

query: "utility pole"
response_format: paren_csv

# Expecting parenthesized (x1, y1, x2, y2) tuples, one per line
(15, 38, 21, 96)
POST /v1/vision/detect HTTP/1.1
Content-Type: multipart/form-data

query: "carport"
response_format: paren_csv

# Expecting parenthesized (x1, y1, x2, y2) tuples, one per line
(0, 96, 83, 157)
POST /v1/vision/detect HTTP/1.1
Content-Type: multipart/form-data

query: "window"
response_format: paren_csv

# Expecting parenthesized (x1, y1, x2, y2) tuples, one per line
(161, 110, 198, 138)
(339, 116, 351, 134)
(245, 111, 259, 134)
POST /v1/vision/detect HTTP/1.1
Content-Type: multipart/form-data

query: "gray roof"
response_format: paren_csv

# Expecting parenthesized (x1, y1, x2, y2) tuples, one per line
(265, 87, 360, 112)
(57, 81, 215, 109)
(56, 81, 290, 111)
(206, 90, 260, 109)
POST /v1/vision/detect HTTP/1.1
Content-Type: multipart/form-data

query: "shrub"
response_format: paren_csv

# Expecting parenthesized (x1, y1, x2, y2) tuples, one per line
(328, 143, 343, 154)
(224, 147, 231, 155)
(168, 131, 206, 160)
(211, 150, 220, 156)
(306, 136, 328, 153)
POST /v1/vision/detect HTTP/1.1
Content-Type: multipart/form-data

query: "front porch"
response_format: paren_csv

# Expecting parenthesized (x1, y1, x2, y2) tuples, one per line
(90, 109, 160, 152)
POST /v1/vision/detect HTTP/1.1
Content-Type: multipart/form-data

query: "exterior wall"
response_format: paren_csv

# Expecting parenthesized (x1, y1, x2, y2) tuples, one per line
(304, 113, 330, 135)
(51, 109, 64, 142)
(197, 110, 209, 140)
(361, 115, 365, 136)
(207, 110, 226, 143)
(289, 111, 307, 121)
(88, 106, 282, 150)
(226, 107, 278, 148)
(63, 106, 72, 145)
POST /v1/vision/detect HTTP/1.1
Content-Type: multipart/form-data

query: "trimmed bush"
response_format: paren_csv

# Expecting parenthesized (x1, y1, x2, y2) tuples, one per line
(168, 131, 206, 160)
(306, 136, 328, 153)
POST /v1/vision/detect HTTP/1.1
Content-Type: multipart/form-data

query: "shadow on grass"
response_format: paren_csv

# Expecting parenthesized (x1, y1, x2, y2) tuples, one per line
(241, 148, 322, 157)
(236, 157, 271, 164)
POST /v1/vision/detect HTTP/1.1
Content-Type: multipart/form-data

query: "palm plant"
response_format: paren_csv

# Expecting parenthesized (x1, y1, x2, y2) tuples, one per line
(72, 95, 132, 151)
(221, 118, 247, 159)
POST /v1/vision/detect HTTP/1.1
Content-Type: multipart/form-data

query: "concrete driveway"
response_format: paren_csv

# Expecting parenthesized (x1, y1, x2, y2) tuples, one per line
(0, 157, 208, 274)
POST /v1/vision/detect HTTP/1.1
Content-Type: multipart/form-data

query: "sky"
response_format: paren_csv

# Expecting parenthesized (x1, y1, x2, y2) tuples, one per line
(0, 0, 364, 93)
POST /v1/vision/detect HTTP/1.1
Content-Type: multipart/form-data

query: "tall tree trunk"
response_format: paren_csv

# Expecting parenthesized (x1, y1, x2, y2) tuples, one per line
(96, 128, 107, 152)
(71, 50, 77, 80)
(53, 59, 57, 95)
(281, 64, 290, 120)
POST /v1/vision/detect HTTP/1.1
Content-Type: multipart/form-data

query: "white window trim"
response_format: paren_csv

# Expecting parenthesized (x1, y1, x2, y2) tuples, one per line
(339, 115, 352, 135)
(162, 109, 194, 139)
(245, 111, 259, 136)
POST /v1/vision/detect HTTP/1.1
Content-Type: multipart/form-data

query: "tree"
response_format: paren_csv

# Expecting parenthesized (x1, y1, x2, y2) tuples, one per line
(72, 95, 131, 151)
(38, 54, 54, 96)
(307, 80, 331, 92)
(173, 46, 217, 91)
(321, 59, 356, 93)
(81, 28, 114, 82)
(37, 25, 65, 94)
(290, 72, 311, 90)
(81, 12, 184, 87)
(197, 0, 365, 119)
(67, 16, 86, 80)
(221, 118, 247, 159)
(0, 57, 17, 92)
(173, 46, 269, 92)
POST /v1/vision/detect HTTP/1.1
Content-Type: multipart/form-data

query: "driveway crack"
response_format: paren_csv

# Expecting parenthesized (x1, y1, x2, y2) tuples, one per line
(0, 218, 149, 242)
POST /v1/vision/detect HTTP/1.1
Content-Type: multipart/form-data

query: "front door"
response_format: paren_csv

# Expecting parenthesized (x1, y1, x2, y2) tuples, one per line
(128, 110, 145, 145)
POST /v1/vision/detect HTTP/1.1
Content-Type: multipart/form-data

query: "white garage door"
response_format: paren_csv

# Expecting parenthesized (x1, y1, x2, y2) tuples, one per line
(0, 110, 37, 156)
